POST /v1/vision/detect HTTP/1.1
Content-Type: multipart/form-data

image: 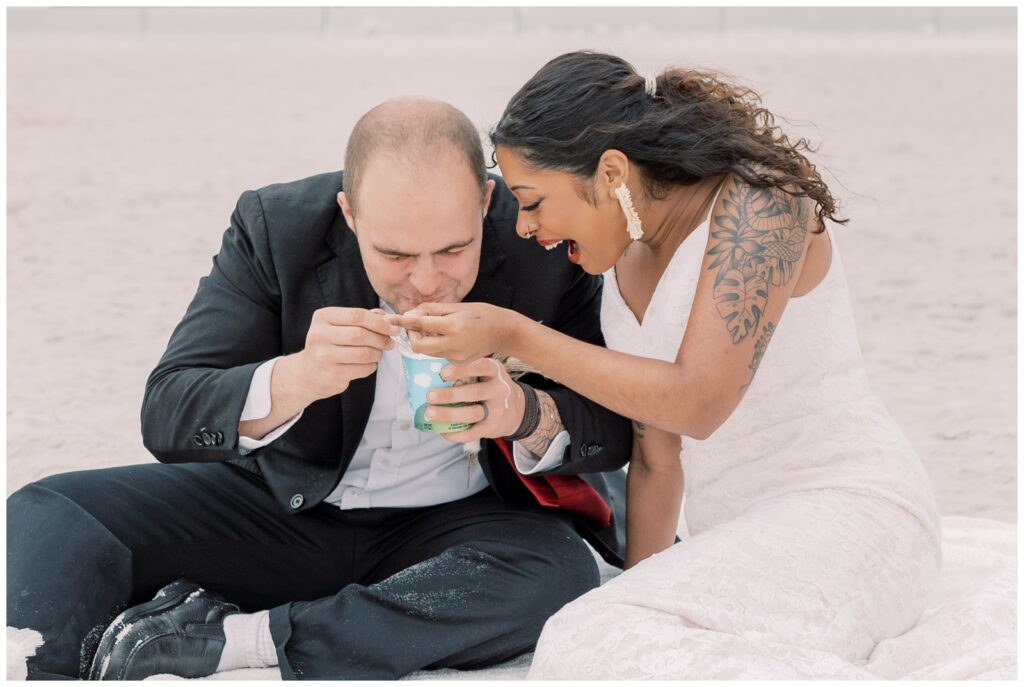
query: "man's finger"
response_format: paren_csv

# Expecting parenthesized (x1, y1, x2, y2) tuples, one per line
(320, 307, 400, 337)
(424, 402, 487, 426)
(428, 382, 486, 406)
(438, 427, 485, 444)
(442, 358, 494, 382)
(316, 325, 394, 351)
(322, 345, 384, 365)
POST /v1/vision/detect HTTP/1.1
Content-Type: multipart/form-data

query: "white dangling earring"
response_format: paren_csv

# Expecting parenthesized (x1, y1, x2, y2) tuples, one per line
(614, 184, 644, 241)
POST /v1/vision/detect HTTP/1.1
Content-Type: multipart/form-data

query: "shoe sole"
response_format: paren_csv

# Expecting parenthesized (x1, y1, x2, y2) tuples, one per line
(88, 580, 203, 680)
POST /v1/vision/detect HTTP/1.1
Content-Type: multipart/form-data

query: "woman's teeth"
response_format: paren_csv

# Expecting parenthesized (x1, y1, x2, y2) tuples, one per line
(542, 240, 564, 251)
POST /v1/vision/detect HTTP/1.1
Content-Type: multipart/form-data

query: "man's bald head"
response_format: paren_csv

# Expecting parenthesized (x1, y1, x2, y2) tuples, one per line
(342, 98, 487, 214)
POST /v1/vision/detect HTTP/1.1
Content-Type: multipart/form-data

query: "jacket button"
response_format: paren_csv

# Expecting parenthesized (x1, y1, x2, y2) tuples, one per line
(201, 432, 213, 446)
(214, 431, 224, 445)
(192, 435, 203, 447)
(289, 494, 304, 509)
(579, 443, 589, 457)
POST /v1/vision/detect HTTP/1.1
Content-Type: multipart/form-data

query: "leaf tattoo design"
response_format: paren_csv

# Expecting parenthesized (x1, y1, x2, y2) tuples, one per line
(748, 321, 776, 373)
(707, 184, 808, 344)
(714, 270, 767, 344)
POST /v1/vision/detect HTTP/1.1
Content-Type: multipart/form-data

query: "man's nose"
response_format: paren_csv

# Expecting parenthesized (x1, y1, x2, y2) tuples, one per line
(408, 257, 441, 296)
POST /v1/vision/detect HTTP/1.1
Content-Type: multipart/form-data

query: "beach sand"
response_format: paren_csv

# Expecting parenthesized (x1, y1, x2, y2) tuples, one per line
(7, 31, 1016, 526)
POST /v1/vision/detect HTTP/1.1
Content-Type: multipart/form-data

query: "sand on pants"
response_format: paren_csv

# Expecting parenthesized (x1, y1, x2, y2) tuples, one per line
(6, 31, 1016, 525)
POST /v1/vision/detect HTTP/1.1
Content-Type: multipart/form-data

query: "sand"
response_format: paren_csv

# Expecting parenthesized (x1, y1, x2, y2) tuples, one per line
(6, 31, 1016, 528)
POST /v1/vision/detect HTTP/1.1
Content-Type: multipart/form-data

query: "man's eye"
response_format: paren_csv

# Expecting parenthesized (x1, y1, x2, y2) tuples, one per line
(521, 201, 541, 212)
(443, 250, 464, 257)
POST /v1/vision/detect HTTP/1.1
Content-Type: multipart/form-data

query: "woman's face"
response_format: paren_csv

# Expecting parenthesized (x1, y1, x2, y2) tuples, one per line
(495, 146, 630, 275)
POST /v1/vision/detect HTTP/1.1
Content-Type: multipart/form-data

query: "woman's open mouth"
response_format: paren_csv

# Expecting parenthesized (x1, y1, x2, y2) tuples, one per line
(566, 240, 580, 264)
(537, 238, 580, 264)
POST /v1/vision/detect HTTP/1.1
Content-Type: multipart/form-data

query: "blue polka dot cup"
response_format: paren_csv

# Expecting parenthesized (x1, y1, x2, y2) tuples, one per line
(399, 352, 473, 433)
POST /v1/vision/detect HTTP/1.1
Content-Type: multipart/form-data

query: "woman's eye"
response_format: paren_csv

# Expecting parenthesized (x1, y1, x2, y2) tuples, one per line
(521, 200, 541, 212)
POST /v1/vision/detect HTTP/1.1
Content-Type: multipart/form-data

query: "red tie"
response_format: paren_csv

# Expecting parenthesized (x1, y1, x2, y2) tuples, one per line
(491, 437, 611, 529)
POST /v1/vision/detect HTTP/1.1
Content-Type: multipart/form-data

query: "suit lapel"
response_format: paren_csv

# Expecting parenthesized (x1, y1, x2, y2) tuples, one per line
(317, 217, 379, 468)
(463, 212, 514, 308)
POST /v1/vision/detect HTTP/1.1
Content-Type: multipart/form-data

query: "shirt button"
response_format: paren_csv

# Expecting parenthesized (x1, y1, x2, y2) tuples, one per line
(289, 494, 304, 509)
(381, 457, 391, 467)
(400, 423, 411, 432)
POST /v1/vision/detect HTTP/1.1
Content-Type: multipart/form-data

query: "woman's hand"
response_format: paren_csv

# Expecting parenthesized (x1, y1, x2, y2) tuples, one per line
(387, 302, 520, 364)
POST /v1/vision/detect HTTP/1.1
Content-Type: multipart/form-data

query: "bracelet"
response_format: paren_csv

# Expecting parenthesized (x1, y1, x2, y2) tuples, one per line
(504, 381, 540, 442)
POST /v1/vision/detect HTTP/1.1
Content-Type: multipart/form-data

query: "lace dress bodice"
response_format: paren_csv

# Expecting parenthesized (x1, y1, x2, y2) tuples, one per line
(601, 212, 940, 544)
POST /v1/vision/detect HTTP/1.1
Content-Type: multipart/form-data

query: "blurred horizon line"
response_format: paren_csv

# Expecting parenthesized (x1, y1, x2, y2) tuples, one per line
(7, 6, 1017, 38)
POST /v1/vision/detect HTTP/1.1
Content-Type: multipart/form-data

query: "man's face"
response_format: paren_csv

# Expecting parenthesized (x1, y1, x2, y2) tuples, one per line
(339, 150, 494, 315)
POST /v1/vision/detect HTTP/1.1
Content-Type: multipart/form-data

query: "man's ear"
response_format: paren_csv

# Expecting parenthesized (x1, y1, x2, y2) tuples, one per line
(480, 178, 497, 219)
(595, 149, 630, 200)
(337, 191, 356, 232)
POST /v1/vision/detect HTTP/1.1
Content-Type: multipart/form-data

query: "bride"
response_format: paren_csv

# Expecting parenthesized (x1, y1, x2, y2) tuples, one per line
(391, 51, 941, 679)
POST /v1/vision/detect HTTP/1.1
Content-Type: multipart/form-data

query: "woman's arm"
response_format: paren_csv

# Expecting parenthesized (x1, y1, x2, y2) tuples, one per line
(393, 178, 815, 439)
(625, 422, 683, 568)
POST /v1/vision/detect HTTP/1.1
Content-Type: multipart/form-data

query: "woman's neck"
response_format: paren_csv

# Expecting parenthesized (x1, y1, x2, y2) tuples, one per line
(637, 175, 725, 256)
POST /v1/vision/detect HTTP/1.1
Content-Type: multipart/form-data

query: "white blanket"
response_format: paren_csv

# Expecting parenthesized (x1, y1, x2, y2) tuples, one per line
(7, 516, 1015, 680)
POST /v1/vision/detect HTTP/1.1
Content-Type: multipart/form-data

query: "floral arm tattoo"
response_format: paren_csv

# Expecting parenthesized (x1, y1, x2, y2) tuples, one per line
(517, 389, 564, 457)
(707, 184, 808, 386)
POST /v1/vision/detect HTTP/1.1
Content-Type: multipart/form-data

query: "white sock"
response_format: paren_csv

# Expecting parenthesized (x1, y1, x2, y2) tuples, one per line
(216, 610, 278, 672)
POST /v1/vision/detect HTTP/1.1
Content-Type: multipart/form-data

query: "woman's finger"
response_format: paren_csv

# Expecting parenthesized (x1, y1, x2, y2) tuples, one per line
(407, 334, 448, 357)
(387, 313, 452, 335)
(408, 302, 458, 317)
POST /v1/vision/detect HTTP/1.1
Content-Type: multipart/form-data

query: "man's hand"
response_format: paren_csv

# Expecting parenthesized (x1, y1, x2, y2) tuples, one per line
(423, 357, 526, 444)
(289, 307, 399, 404)
(238, 307, 398, 442)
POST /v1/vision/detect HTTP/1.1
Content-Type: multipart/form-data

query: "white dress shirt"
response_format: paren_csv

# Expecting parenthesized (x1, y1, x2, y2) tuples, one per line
(238, 307, 569, 509)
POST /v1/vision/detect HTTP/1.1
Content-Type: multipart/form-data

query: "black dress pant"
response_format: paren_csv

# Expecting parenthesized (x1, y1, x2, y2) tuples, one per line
(7, 462, 600, 680)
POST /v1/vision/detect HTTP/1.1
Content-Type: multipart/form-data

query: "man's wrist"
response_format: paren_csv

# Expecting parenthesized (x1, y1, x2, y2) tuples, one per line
(514, 390, 563, 458)
(272, 354, 317, 414)
(503, 382, 541, 442)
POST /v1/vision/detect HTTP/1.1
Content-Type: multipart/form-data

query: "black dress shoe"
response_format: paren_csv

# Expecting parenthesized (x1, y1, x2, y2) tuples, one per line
(88, 579, 240, 680)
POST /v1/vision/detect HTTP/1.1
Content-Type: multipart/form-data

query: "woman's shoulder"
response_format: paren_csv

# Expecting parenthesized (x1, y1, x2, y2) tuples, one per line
(712, 171, 815, 226)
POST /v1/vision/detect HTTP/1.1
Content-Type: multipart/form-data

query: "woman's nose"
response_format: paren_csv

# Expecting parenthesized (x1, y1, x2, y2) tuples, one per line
(515, 215, 538, 240)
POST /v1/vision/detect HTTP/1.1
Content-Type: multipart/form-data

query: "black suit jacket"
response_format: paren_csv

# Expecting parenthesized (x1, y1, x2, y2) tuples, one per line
(141, 171, 632, 567)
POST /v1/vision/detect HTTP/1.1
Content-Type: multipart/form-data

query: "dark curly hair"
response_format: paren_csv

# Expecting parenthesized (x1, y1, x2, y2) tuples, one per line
(490, 51, 844, 231)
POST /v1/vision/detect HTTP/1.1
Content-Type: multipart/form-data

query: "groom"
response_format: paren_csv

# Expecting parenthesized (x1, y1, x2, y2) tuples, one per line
(6, 97, 631, 680)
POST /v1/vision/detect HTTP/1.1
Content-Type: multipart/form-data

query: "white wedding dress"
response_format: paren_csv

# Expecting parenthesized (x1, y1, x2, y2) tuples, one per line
(528, 195, 944, 679)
